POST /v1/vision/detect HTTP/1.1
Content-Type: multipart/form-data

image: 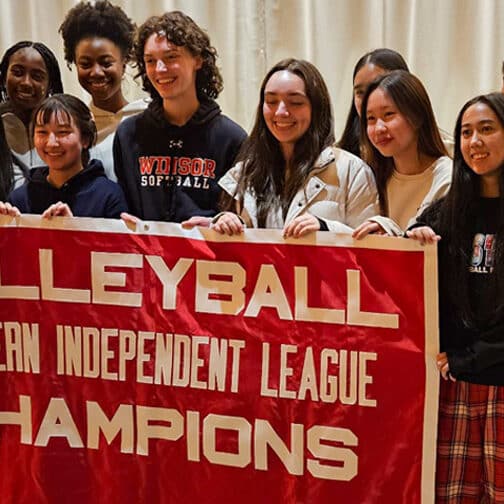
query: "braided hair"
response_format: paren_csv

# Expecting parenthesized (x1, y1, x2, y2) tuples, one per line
(0, 41, 63, 102)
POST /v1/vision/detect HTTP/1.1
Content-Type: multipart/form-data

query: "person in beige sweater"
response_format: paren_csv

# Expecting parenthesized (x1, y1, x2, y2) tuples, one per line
(59, 1, 148, 181)
(353, 70, 452, 238)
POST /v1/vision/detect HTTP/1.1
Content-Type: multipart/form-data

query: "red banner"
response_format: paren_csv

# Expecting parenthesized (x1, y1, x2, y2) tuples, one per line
(0, 216, 439, 503)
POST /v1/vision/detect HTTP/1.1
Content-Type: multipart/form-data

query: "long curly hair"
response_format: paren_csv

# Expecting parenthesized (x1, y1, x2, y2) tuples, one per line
(134, 11, 223, 101)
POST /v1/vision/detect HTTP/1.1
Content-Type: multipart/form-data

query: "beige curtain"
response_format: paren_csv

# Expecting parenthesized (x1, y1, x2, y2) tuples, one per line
(1, 0, 503, 137)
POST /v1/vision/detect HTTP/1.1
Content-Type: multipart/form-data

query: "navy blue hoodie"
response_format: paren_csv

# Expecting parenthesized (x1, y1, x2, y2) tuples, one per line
(8, 159, 127, 218)
(113, 97, 246, 222)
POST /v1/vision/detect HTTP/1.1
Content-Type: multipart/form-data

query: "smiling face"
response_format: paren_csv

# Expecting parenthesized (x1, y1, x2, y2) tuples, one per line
(6, 47, 49, 114)
(353, 63, 386, 117)
(262, 70, 312, 160)
(143, 34, 202, 104)
(460, 101, 504, 194)
(365, 87, 418, 160)
(34, 110, 87, 179)
(75, 37, 126, 112)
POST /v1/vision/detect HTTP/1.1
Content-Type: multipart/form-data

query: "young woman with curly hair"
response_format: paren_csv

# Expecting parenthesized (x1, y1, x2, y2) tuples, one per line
(59, 0, 147, 181)
(114, 10, 246, 223)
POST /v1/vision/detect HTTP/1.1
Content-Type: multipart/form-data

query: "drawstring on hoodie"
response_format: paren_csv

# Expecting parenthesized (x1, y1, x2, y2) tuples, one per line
(146, 97, 221, 222)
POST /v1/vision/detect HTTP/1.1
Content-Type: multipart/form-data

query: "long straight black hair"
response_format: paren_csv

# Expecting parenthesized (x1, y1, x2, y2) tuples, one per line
(434, 92, 504, 326)
(360, 70, 447, 215)
(337, 48, 409, 157)
(228, 58, 334, 227)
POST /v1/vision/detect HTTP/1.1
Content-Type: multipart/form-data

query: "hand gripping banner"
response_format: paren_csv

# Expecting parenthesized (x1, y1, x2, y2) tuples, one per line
(0, 216, 439, 503)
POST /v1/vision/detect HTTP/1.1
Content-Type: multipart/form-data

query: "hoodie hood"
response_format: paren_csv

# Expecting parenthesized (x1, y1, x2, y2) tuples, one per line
(29, 159, 106, 189)
(26, 159, 108, 214)
(144, 97, 221, 130)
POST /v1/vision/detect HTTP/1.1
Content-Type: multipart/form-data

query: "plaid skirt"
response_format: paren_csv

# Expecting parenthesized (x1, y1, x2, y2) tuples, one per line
(436, 379, 504, 503)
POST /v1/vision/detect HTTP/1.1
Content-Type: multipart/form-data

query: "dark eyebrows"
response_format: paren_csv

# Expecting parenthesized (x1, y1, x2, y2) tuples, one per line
(77, 55, 114, 61)
(461, 119, 496, 128)
(264, 91, 307, 97)
(144, 47, 181, 57)
(367, 104, 395, 112)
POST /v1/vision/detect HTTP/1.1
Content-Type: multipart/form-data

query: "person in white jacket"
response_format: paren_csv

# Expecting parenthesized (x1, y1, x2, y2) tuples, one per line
(197, 58, 378, 238)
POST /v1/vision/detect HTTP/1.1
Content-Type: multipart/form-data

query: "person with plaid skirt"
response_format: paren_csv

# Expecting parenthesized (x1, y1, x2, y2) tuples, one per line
(408, 92, 504, 503)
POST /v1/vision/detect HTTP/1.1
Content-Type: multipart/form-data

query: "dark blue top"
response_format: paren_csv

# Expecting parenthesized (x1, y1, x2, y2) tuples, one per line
(113, 97, 246, 222)
(8, 159, 128, 218)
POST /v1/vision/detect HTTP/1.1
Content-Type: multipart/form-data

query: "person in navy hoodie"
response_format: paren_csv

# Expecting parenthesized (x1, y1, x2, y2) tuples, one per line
(0, 93, 127, 218)
(113, 11, 246, 223)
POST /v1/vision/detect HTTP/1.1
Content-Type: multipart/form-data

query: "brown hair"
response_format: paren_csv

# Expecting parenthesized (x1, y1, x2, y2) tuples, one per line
(229, 59, 334, 227)
(134, 11, 223, 101)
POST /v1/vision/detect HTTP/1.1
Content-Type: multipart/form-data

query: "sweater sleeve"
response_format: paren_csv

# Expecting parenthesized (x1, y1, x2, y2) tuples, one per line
(103, 182, 129, 219)
(7, 185, 29, 213)
(448, 322, 504, 376)
(405, 157, 452, 230)
(113, 124, 141, 219)
(174, 190, 221, 220)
